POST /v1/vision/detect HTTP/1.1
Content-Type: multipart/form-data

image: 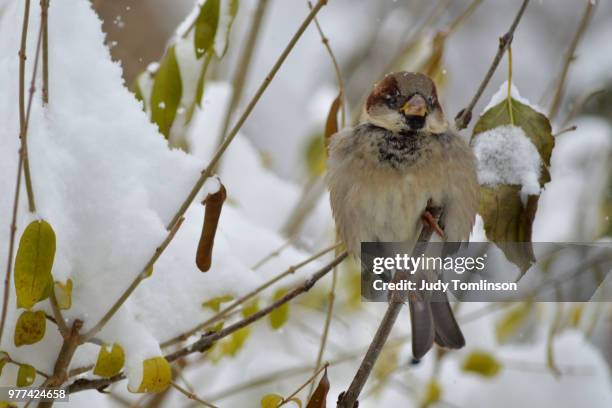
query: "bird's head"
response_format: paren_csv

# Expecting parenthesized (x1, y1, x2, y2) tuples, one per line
(362, 72, 448, 134)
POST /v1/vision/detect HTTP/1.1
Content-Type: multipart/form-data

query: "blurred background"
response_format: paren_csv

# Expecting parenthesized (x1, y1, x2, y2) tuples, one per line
(86, 0, 611, 406)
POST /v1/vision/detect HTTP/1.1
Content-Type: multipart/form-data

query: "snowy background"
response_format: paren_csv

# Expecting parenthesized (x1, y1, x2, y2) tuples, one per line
(1, 0, 611, 407)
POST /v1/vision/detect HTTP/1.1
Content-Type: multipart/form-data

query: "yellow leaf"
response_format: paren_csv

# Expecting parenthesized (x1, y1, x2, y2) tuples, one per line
(261, 393, 283, 408)
(93, 343, 125, 377)
(0, 402, 19, 408)
(421, 380, 441, 407)
(14, 220, 55, 309)
(135, 357, 171, 393)
(241, 299, 259, 318)
(220, 327, 251, 357)
(14, 310, 46, 347)
(202, 295, 234, 312)
(304, 133, 326, 177)
(269, 288, 289, 330)
(16, 364, 36, 387)
(462, 350, 502, 377)
(54, 279, 73, 310)
(0, 351, 8, 376)
(495, 302, 532, 344)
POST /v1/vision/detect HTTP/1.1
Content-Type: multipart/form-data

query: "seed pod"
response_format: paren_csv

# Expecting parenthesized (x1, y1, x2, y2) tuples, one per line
(196, 183, 227, 272)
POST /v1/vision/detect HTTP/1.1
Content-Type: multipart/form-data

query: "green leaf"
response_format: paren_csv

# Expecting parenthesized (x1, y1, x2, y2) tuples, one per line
(14, 310, 46, 347)
(16, 364, 35, 387)
(472, 98, 554, 275)
(495, 302, 532, 344)
(132, 357, 172, 393)
(194, 0, 220, 58)
(241, 299, 260, 318)
(217, 0, 239, 58)
(269, 288, 289, 330)
(306, 369, 329, 408)
(14, 220, 55, 309)
(261, 394, 283, 408)
(202, 295, 234, 312)
(150, 46, 182, 138)
(462, 350, 502, 377)
(54, 279, 72, 310)
(93, 343, 125, 377)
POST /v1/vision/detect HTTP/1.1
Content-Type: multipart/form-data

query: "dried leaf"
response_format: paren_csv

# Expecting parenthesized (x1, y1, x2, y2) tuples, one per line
(196, 184, 227, 272)
(495, 302, 532, 344)
(93, 343, 125, 378)
(324, 93, 342, 151)
(54, 279, 72, 310)
(269, 288, 289, 330)
(306, 369, 329, 408)
(462, 350, 502, 377)
(150, 45, 182, 138)
(194, 0, 220, 58)
(133, 357, 172, 393)
(14, 310, 46, 347)
(16, 364, 36, 387)
(261, 393, 283, 408)
(202, 295, 234, 312)
(14, 220, 55, 309)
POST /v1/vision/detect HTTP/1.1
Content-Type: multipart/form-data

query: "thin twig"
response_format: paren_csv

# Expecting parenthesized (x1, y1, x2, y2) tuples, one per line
(308, 0, 346, 127)
(454, 0, 530, 130)
(67, 252, 348, 394)
(41, 0, 50, 104)
(337, 209, 441, 408)
(215, 0, 270, 149)
(279, 363, 329, 407)
(548, 0, 594, 121)
(171, 382, 219, 408)
(167, 0, 329, 230)
(552, 125, 577, 137)
(82, 217, 185, 341)
(161, 242, 341, 348)
(251, 236, 296, 270)
(507, 45, 515, 125)
(0, 1, 43, 345)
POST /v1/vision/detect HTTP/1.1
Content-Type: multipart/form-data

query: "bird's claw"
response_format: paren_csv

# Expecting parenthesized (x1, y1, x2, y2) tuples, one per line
(421, 210, 445, 239)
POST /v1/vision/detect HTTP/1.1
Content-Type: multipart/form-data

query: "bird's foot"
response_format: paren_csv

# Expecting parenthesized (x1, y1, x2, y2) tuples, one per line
(421, 210, 445, 239)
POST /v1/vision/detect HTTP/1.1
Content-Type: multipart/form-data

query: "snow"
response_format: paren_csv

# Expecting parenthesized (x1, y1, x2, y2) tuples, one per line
(472, 125, 542, 197)
(482, 81, 546, 115)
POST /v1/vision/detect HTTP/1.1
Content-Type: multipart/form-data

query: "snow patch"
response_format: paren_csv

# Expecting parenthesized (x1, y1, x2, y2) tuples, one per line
(472, 125, 542, 197)
(482, 81, 545, 115)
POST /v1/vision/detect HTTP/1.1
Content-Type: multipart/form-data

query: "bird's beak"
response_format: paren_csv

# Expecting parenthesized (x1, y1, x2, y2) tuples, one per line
(401, 94, 427, 117)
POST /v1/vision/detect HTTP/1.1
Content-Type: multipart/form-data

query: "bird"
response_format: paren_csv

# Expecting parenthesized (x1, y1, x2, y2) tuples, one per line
(325, 72, 479, 359)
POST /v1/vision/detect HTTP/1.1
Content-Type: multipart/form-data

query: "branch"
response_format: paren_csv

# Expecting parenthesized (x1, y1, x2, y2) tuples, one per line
(337, 209, 441, 408)
(41, 0, 50, 104)
(171, 382, 219, 408)
(548, 0, 594, 121)
(215, 0, 270, 149)
(167, 0, 329, 230)
(161, 242, 341, 348)
(67, 252, 348, 394)
(454, 0, 530, 130)
(49, 288, 69, 338)
(279, 363, 329, 407)
(0, 2, 44, 345)
(82, 217, 185, 341)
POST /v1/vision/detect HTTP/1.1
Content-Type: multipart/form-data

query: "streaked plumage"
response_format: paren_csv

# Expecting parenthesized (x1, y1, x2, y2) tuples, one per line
(326, 72, 479, 359)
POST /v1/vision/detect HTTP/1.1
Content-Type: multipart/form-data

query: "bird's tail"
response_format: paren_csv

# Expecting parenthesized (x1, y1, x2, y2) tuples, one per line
(409, 294, 465, 360)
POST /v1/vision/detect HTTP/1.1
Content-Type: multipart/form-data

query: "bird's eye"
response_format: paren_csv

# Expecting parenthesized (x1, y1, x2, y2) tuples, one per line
(428, 96, 436, 106)
(386, 95, 399, 108)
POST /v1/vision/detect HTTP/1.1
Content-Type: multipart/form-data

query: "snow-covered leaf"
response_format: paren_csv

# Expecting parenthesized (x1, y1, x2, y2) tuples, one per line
(93, 343, 125, 377)
(13, 310, 46, 347)
(269, 288, 290, 330)
(150, 45, 182, 138)
(306, 369, 329, 408)
(16, 364, 36, 387)
(461, 350, 502, 377)
(53, 279, 72, 310)
(134, 357, 172, 393)
(14, 220, 55, 309)
(194, 0, 220, 59)
(216, 0, 239, 58)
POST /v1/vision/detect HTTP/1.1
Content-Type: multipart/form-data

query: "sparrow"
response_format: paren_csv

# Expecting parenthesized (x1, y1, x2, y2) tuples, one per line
(325, 72, 479, 359)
